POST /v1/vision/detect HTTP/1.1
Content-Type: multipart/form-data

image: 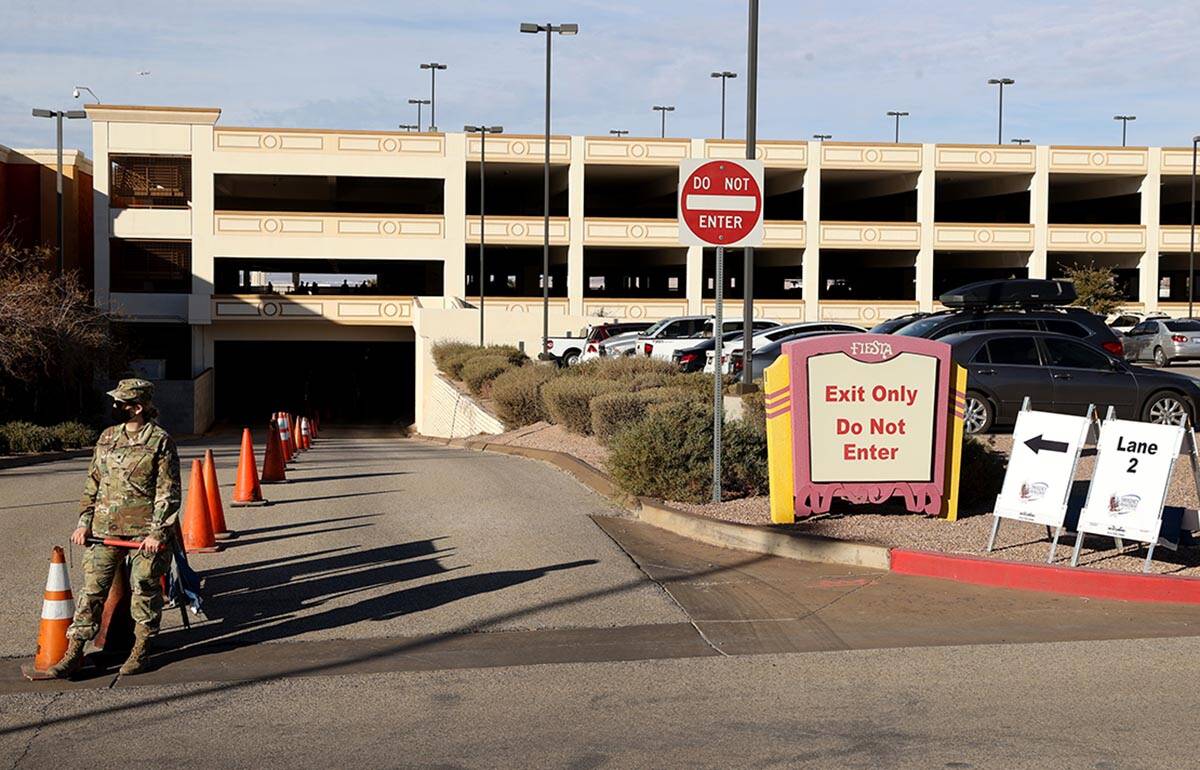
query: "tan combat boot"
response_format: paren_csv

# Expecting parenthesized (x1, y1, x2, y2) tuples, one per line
(46, 638, 86, 679)
(118, 628, 153, 675)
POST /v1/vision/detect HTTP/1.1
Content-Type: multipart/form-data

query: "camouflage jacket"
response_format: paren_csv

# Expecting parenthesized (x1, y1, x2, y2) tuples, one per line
(78, 421, 181, 539)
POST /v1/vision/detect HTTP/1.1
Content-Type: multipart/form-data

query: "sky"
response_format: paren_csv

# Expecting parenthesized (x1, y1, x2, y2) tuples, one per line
(2, 0, 1199, 155)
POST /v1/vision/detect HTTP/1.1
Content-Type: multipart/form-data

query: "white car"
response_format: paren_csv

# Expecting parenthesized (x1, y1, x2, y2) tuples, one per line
(1107, 311, 1168, 336)
(639, 316, 779, 362)
(705, 321, 866, 373)
(596, 330, 643, 358)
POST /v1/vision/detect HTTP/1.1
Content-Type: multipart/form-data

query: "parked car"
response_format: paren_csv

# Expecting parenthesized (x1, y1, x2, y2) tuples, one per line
(869, 312, 930, 335)
(671, 330, 746, 372)
(546, 321, 654, 366)
(638, 316, 778, 361)
(892, 279, 1125, 358)
(943, 330, 1200, 434)
(730, 329, 857, 380)
(1122, 318, 1200, 367)
(1107, 311, 1168, 336)
(576, 322, 654, 364)
(706, 321, 865, 374)
(597, 330, 643, 358)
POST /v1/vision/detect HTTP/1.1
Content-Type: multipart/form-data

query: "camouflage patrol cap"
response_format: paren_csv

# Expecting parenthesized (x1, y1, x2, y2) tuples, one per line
(106, 378, 155, 404)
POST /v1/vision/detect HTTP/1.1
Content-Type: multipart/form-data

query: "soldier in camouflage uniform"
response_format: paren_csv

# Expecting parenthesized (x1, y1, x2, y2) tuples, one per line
(48, 378, 182, 678)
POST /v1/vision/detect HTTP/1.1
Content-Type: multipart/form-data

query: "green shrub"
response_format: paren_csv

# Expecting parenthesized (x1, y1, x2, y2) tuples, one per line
(740, 390, 766, 435)
(51, 421, 98, 449)
(0, 421, 59, 454)
(607, 403, 766, 503)
(542, 378, 623, 434)
(959, 435, 1009, 515)
(460, 355, 514, 397)
(491, 365, 558, 428)
(568, 355, 677, 381)
(480, 345, 527, 367)
(591, 391, 653, 446)
(431, 340, 476, 373)
(442, 349, 481, 379)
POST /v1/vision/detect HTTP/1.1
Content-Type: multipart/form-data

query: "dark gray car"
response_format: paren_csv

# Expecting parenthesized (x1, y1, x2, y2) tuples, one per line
(943, 330, 1200, 434)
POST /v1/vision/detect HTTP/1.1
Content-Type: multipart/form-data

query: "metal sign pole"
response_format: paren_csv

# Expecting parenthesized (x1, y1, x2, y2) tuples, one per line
(713, 245, 724, 503)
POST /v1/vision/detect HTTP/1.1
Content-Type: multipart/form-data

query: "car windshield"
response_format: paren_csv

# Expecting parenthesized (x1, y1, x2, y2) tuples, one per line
(642, 320, 668, 336)
(1166, 320, 1200, 332)
(893, 316, 947, 337)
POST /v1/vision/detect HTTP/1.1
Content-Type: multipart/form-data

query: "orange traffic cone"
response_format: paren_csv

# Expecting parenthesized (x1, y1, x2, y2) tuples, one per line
(300, 417, 311, 451)
(22, 546, 74, 679)
(182, 458, 221, 553)
(262, 421, 287, 483)
(277, 413, 293, 464)
(231, 428, 268, 506)
(202, 449, 234, 539)
(289, 414, 300, 455)
(311, 414, 319, 439)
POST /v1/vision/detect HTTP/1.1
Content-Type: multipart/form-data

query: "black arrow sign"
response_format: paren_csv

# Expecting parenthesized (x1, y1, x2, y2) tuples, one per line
(1024, 434, 1069, 454)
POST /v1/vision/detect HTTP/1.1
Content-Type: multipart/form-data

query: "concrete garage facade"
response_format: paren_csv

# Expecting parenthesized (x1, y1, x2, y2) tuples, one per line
(83, 103, 1200, 434)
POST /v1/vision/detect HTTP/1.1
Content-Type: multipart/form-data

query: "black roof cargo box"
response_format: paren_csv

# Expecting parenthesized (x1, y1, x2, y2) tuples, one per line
(939, 279, 1077, 308)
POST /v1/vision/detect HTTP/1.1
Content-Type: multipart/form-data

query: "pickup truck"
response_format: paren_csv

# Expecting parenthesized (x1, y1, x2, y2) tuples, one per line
(704, 321, 864, 373)
(638, 316, 779, 362)
(547, 321, 653, 366)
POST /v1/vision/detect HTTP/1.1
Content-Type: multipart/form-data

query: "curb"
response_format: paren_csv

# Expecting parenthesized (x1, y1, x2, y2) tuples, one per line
(891, 549, 1200, 605)
(0, 448, 92, 470)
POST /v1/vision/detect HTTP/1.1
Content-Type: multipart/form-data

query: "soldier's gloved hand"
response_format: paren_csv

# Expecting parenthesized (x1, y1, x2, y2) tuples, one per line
(139, 536, 163, 554)
(70, 527, 90, 546)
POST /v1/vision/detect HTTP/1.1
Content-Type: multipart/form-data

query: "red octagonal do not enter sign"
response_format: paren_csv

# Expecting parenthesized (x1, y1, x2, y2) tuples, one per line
(678, 158, 764, 248)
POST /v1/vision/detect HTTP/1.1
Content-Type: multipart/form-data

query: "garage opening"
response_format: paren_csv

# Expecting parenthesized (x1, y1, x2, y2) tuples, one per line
(215, 340, 414, 426)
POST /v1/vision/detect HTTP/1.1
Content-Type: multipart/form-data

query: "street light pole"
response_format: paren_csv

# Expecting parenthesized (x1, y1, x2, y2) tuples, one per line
(1190, 136, 1199, 318)
(652, 105, 675, 138)
(521, 21, 579, 359)
(466, 125, 504, 346)
(31, 108, 87, 275)
(419, 63, 446, 131)
(742, 0, 759, 392)
(408, 98, 430, 132)
(886, 110, 909, 143)
(1114, 115, 1136, 147)
(710, 71, 737, 139)
(987, 77, 1014, 145)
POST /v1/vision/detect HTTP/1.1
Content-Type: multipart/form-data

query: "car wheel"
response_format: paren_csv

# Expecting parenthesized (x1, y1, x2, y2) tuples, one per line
(963, 391, 994, 434)
(1153, 346, 1168, 367)
(1143, 392, 1192, 426)
(561, 350, 581, 367)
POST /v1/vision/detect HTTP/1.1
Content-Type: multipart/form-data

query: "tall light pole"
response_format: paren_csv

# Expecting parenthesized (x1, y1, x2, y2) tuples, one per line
(1114, 115, 1136, 147)
(710, 71, 737, 139)
(886, 110, 909, 143)
(741, 0, 760, 392)
(418, 63, 447, 131)
(652, 105, 675, 138)
(466, 125, 504, 346)
(31, 108, 87, 275)
(1011, 138, 1031, 145)
(520, 21, 579, 359)
(408, 98, 430, 131)
(987, 77, 1014, 145)
(72, 86, 100, 103)
(609, 129, 629, 137)
(813, 133, 832, 142)
(1189, 135, 1199, 318)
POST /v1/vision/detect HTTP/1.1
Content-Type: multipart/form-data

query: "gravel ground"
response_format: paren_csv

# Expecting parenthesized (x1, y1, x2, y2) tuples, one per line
(488, 422, 612, 471)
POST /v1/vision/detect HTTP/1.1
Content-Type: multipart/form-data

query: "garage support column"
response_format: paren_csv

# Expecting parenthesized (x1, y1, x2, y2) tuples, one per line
(1029, 144, 1050, 280)
(802, 142, 821, 321)
(189, 123, 215, 324)
(91, 120, 110, 310)
(190, 325, 213, 377)
(443, 132, 468, 302)
(567, 136, 585, 315)
(915, 143, 935, 311)
(1141, 148, 1162, 311)
(685, 246, 703, 313)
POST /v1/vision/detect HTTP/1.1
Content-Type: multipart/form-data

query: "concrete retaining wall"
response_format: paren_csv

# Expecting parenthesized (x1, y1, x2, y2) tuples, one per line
(421, 373, 504, 439)
(101, 368, 214, 436)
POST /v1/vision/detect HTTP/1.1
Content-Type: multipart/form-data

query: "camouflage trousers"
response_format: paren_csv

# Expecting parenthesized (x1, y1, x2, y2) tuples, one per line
(66, 543, 171, 640)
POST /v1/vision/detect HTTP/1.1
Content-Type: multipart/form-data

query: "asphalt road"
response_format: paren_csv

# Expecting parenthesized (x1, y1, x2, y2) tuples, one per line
(3, 430, 1200, 768)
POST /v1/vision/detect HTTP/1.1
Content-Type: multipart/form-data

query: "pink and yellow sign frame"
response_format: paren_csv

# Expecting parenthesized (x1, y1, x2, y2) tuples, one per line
(764, 333, 967, 523)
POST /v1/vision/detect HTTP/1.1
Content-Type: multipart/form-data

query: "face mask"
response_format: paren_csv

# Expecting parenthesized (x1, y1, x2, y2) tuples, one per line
(110, 402, 136, 423)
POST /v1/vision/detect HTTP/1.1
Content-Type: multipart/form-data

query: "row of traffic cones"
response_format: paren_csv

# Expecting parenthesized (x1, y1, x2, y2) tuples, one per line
(26, 411, 322, 678)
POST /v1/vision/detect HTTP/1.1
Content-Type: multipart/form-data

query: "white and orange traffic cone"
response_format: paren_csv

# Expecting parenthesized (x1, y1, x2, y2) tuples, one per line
(22, 546, 75, 680)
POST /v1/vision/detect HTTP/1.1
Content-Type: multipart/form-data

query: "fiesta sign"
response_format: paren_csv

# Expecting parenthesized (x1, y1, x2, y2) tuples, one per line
(764, 334, 966, 522)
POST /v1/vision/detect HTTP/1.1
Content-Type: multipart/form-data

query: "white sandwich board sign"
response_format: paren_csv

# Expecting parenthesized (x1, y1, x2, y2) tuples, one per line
(994, 409, 1093, 528)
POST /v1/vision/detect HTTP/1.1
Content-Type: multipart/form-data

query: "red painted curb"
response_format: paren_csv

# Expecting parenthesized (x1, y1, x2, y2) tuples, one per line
(890, 549, 1200, 605)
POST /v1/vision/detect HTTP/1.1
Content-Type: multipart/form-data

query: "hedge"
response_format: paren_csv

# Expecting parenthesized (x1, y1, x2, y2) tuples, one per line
(541, 378, 624, 435)
(491, 365, 558, 428)
(460, 355, 514, 397)
(431, 341, 476, 373)
(0, 422, 58, 454)
(568, 356, 677, 381)
(52, 421, 99, 449)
